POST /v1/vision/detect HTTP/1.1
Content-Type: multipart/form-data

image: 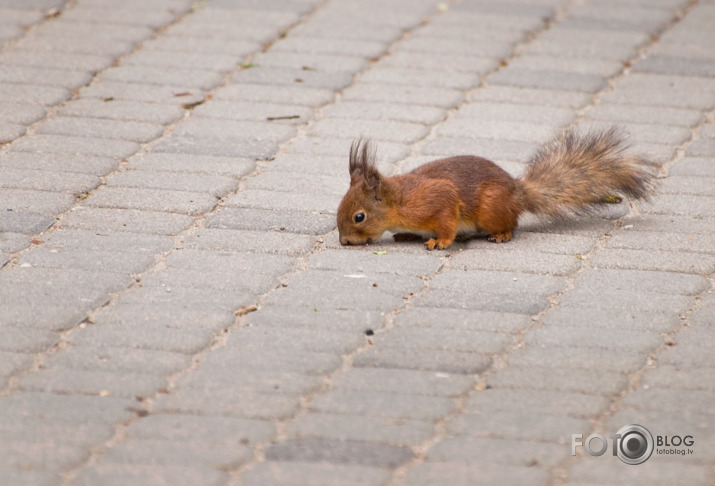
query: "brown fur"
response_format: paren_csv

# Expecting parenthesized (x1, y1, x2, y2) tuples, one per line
(337, 128, 654, 250)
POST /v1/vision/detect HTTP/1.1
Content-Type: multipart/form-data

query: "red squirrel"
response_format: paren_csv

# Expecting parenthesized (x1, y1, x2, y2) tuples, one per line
(337, 127, 654, 250)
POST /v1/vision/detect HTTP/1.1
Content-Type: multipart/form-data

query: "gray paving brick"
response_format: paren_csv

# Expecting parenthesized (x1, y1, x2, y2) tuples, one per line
(240, 462, 390, 486)
(45, 344, 190, 375)
(558, 289, 691, 313)
(599, 87, 715, 110)
(225, 326, 361, 355)
(1, 123, 27, 144)
(0, 326, 59, 353)
(84, 187, 217, 216)
(0, 84, 70, 106)
(36, 117, 166, 143)
(42, 229, 173, 254)
(99, 65, 224, 91)
(0, 101, 46, 125)
(456, 101, 576, 126)
(585, 103, 705, 127)
(353, 347, 492, 375)
(361, 67, 480, 90)
(101, 438, 252, 468)
(0, 439, 90, 471)
(180, 228, 315, 255)
(214, 83, 335, 106)
(332, 367, 474, 397)
(68, 322, 214, 354)
(9, 134, 140, 159)
(207, 207, 335, 235)
(177, 366, 322, 396)
(0, 468, 57, 486)
(428, 438, 564, 468)
(17, 248, 155, 274)
(658, 343, 715, 370)
(437, 119, 555, 143)
(590, 248, 715, 275)
(467, 388, 608, 418)
(265, 270, 423, 311)
(342, 83, 464, 108)
(18, 368, 167, 399)
(449, 410, 589, 444)
(126, 413, 275, 444)
(60, 98, 185, 123)
(607, 230, 715, 254)
(649, 194, 714, 219)
(402, 462, 551, 486)
(58, 207, 193, 235)
(91, 302, 235, 332)
(658, 176, 715, 197)
(127, 152, 255, 178)
(0, 152, 118, 175)
(0, 210, 54, 234)
(224, 188, 339, 213)
(374, 327, 512, 354)
(308, 249, 441, 276)
(686, 139, 715, 157)
(252, 51, 367, 73)
(575, 459, 711, 486)
(508, 346, 646, 374)
(0, 189, 75, 215)
(192, 100, 314, 124)
(309, 118, 429, 143)
(574, 269, 708, 296)
(449, 248, 581, 276)
(265, 437, 413, 468)
(243, 305, 385, 333)
(152, 134, 278, 159)
(272, 36, 388, 59)
(525, 326, 662, 353)
(490, 68, 607, 93)
(421, 137, 537, 163)
(79, 80, 206, 106)
(0, 65, 93, 90)
(0, 232, 29, 253)
(309, 388, 455, 421)
(285, 136, 410, 162)
(73, 464, 228, 486)
(487, 367, 628, 396)
(58, 7, 175, 29)
(287, 412, 433, 446)
(233, 65, 354, 91)
(640, 365, 714, 392)
(13, 32, 135, 57)
(380, 51, 499, 74)
(1, 49, 114, 73)
(122, 49, 239, 73)
(634, 55, 715, 78)
(153, 387, 300, 420)
(394, 307, 532, 333)
(469, 85, 592, 109)
(142, 33, 260, 56)
(396, 37, 514, 59)
(0, 168, 100, 193)
(322, 101, 446, 125)
(107, 170, 237, 198)
(174, 117, 296, 144)
(0, 392, 137, 423)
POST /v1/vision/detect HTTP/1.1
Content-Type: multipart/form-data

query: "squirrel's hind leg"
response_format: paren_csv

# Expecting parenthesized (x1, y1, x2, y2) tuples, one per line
(475, 182, 520, 244)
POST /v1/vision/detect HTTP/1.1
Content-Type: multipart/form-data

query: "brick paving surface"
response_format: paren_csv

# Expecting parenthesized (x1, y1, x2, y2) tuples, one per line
(0, 0, 713, 484)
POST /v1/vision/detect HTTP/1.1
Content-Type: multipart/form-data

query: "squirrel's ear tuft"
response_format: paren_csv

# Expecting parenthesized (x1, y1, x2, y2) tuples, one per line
(349, 138, 381, 190)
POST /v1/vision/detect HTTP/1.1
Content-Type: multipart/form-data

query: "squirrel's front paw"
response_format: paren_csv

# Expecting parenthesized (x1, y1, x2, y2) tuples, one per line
(425, 238, 451, 250)
(487, 231, 512, 243)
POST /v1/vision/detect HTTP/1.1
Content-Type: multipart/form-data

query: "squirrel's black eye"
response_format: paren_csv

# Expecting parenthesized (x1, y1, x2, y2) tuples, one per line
(354, 212, 365, 224)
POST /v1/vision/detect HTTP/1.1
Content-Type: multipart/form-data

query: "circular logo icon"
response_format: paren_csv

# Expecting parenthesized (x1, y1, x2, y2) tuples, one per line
(616, 424, 654, 465)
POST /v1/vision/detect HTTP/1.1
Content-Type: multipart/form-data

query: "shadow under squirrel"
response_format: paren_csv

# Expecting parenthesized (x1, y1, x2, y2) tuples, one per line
(337, 127, 654, 250)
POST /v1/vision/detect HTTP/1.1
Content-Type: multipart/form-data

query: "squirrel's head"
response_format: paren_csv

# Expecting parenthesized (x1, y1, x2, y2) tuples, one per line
(337, 138, 391, 246)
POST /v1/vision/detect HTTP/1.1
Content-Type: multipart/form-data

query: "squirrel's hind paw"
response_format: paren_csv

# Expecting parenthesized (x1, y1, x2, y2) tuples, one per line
(425, 238, 452, 250)
(487, 231, 512, 243)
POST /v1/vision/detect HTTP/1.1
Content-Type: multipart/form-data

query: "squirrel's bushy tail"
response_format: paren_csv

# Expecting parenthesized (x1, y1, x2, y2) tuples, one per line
(516, 127, 654, 219)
